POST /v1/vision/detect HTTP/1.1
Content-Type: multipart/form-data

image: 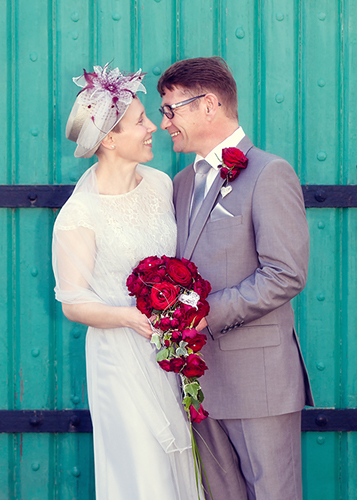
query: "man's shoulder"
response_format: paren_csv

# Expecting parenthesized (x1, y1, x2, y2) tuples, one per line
(173, 163, 193, 184)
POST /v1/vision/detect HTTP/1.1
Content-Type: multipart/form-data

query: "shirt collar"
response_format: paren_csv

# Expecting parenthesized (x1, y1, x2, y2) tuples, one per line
(193, 127, 246, 171)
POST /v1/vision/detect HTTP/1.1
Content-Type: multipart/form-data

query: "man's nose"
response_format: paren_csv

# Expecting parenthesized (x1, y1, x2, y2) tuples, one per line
(160, 114, 172, 130)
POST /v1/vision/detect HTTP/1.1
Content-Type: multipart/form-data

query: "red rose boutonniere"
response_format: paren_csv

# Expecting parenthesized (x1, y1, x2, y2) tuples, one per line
(219, 147, 248, 181)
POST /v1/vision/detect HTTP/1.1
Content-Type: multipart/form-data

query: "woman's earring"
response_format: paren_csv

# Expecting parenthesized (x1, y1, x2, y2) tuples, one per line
(111, 145, 115, 149)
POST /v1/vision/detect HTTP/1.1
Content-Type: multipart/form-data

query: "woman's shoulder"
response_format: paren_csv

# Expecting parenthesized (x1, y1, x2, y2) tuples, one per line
(137, 164, 172, 187)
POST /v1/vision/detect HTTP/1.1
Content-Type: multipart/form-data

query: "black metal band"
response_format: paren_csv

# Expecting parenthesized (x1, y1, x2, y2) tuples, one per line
(0, 409, 356, 433)
(0, 185, 356, 208)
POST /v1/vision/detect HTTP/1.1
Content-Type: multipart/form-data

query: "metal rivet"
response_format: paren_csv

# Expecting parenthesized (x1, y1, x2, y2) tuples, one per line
(69, 172, 77, 182)
(72, 31, 79, 40)
(275, 93, 284, 103)
(71, 11, 80, 22)
(317, 436, 325, 445)
(314, 190, 327, 202)
(152, 66, 161, 76)
(317, 293, 325, 301)
(71, 467, 81, 477)
(31, 463, 40, 471)
(154, 0, 162, 3)
(29, 53, 38, 62)
(72, 327, 81, 339)
(315, 414, 328, 427)
(31, 128, 39, 137)
(318, 12, 326, 21)
(29, 416, 41, 427)
(235, 27, 245, 39)
(276, 12, 284, 21)
(28, 193, 37, 203)
(70, 415, 81, 427)
(317, 151, 327, 161)
(31, 267, 38, 277)
(31, 349, 40, 358)
(318, 222, 325, 229)
(316, 361, 325, 371)
(317, 78, 326, 87)
(71, 396, 80, 405)
(112, 12, 121, 21)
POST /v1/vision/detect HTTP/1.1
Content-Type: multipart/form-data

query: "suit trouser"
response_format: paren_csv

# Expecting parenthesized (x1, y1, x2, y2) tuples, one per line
(193, 411, 302, 500)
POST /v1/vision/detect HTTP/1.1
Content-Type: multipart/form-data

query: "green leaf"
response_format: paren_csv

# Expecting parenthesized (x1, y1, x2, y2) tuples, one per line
(192, 398, 200, 411)
(176, 346, 187, 356)
(156, 348, 169, 362)
(183, 396, 192, 411)
(150, 333, 161, 350)
(197, 390, 204, 403)
(184, 382, 200, 398)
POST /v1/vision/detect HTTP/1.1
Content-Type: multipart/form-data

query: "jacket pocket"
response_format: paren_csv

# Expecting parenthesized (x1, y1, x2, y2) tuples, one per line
(206, 214, 243, 231)
(219, 325, 281, 351)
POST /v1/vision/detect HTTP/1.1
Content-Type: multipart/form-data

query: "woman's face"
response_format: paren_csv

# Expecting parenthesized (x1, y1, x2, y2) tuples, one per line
(113, 98, 157, 165)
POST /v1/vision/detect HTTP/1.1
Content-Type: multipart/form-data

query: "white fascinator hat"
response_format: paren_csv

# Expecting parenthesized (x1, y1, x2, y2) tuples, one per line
(66, 63, 147, 158)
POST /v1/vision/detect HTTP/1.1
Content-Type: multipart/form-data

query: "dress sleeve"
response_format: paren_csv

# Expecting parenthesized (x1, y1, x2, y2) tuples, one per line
(52, 196, 102, 305)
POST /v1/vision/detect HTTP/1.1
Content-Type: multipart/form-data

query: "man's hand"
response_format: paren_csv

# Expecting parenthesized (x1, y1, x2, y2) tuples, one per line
(196, 318, 208, 332)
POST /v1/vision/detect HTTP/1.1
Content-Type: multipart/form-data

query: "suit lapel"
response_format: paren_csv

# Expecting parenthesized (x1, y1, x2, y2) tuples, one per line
(175, 166, 195, 258)
(183, 172, 226, 259)
(181, 135, 254, 260)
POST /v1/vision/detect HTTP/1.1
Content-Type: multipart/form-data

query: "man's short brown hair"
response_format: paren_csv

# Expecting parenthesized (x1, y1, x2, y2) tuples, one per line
(157, 57, 238, 120)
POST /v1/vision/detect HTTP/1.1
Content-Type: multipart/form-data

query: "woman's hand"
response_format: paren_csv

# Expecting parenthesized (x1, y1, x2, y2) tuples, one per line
(123, 307, 153, 339)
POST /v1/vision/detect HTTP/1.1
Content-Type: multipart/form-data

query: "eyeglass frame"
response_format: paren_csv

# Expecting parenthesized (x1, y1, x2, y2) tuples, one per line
(159, 94, 221, 119)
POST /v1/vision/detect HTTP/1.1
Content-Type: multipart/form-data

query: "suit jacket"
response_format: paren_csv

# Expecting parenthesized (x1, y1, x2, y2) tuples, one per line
(173, 136, 314, 420)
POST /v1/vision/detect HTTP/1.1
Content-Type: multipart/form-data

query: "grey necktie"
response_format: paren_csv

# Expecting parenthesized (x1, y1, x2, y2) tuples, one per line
(190, 160, 211, 227)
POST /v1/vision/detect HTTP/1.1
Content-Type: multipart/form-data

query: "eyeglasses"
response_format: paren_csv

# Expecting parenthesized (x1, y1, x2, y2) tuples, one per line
(159, 94, 207, 119)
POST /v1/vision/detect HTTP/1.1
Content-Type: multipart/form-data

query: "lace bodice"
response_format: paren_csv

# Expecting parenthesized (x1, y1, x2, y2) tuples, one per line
(53, 164, 177, 306)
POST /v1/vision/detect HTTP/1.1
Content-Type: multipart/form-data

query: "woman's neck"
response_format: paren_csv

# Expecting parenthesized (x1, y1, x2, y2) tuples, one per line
(95, 158, 141, 195)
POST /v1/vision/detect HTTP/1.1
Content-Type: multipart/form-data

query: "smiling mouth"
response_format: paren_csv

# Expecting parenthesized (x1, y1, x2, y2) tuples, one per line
(170, 131, 181, 138)
(143, 138, 152, 145)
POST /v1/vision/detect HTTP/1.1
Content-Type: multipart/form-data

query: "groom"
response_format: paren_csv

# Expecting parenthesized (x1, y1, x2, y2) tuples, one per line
(157, 57, 314, 500)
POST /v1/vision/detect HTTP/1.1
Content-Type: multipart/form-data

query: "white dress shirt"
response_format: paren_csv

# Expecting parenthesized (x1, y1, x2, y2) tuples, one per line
(193, 127, 245, 197)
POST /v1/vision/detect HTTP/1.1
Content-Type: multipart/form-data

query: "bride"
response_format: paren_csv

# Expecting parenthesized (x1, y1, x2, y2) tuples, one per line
(52, 63, 203, 499)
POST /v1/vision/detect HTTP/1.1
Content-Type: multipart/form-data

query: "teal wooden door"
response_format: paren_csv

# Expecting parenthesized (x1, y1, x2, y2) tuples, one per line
(1, 1, 356, 498)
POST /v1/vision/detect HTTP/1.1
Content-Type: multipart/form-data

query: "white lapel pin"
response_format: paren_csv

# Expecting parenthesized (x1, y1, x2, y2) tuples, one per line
(220, 185, 232, 198)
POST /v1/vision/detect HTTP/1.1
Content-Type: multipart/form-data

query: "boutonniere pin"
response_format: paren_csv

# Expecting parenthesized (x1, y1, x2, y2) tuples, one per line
(219, 147, 248, 181)
(218, 147, 248, 198)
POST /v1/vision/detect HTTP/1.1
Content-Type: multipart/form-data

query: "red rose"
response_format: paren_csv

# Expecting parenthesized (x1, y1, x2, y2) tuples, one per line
(126, 274, 144, 296)
(170, 357, 185, 373)
(136, 295, 152, 317)
(193, 277, 212, 300)
(159, 316, 171, 331)
(166, 258, 193, 286)
(182, 354, 208, 378)
(185, 299, 210, 327)
(151, 282, 179, 311)
(136, 256, 164, 273)
(170, 330, 182, 343)
(170, 318, 180, 329)
(181, 258, 198, 279)
(220, 147, 248, 181)
(158, 360, 172, 372)
(182, 328, 207, 352)
(189, 403, 209, 423)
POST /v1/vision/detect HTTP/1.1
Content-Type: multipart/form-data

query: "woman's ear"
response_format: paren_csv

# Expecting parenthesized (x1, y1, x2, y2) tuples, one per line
(100, 132, 115, 151)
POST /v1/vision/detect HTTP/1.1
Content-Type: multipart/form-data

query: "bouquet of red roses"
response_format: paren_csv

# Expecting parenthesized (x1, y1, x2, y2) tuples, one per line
(126, 255, 211, 424)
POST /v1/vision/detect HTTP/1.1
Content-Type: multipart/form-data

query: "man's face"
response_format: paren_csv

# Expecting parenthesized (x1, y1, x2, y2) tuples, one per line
(160, 87, 205, 155)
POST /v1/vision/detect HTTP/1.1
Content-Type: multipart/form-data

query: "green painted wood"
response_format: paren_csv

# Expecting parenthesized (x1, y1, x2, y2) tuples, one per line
(1, 0, 356, 498)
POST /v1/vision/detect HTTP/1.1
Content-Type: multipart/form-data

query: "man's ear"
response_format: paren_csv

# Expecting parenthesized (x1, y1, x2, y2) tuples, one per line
(203, 93, 220, 120)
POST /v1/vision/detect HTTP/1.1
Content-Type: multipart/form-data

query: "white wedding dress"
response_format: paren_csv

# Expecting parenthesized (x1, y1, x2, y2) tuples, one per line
(52, 164, 203, 500)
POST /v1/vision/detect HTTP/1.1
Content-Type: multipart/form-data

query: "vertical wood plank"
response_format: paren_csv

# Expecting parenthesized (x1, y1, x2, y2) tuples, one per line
(302, 1, 341, 184)
(302, 432, 341, 500)
(303, 209, 340, 407)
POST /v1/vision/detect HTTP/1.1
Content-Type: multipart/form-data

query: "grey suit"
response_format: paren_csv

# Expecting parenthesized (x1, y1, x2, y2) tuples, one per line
(173, 136, 314, 499)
